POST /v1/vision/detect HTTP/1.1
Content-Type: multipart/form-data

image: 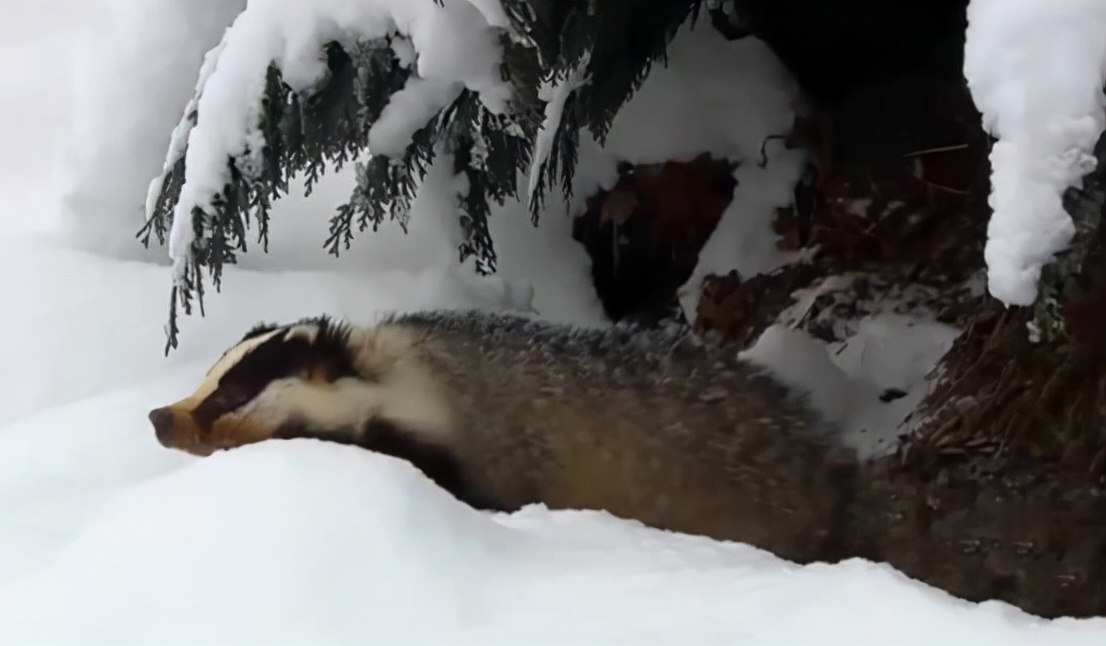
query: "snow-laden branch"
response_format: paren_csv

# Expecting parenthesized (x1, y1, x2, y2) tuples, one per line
(149, 0, 510, 283)
(964, 0, 1106, 306)
(526, 55, 590, 210)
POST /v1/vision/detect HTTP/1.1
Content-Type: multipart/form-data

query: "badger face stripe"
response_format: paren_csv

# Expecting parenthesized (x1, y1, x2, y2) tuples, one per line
(192, 325, 359, 426)
(203, 327, 285, 381)
(202, 318, 340, 380)
(188, 329, 297, 429)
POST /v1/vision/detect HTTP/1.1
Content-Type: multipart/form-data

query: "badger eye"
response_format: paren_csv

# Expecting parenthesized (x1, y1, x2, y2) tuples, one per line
(207, 392, 230, 410)
(301, 361, 342, 383)
(210, 385, 250, 412)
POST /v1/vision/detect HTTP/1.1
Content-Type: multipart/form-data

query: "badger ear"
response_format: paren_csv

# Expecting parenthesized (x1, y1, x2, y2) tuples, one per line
(290, 315, 354, 345)
(282, 323, 322, 345)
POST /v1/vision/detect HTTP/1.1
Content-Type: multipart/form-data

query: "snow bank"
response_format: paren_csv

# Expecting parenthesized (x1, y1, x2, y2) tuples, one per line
(2, 436, 1105, 645)
(548, 20, 950, 455)
(0, 373, 195, 580)
(964, 0, 1106, 305)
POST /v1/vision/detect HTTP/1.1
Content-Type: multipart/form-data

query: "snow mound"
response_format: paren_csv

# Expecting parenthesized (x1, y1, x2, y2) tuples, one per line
(0, 440, 504, 645)
(0, 373, 196, 580)
(2, 437, 1106, 645)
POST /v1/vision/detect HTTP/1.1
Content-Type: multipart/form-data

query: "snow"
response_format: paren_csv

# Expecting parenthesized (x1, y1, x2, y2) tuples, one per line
(3, 413, 1106, 644)
(743, 310, 961, 460)
(964, 0, 1106, 306)
(528, 55, 591, 205)
(2, 2, 1106, 643)
(368, 76, 463, 156)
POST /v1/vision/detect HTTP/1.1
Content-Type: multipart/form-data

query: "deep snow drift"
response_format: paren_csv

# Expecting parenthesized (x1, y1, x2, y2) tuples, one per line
(2, 1, 1106, 644)
(5, 437, 1106, 645)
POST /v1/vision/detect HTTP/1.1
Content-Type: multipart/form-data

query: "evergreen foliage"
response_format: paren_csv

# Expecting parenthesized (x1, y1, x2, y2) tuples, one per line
(142, 0, 701, 352)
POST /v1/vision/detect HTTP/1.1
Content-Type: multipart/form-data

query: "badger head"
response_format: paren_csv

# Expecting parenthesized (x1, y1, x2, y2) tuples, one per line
(147, 316, 456, 456)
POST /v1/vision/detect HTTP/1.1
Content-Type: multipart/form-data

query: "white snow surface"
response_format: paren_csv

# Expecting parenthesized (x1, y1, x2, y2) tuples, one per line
(2, 2, 1106, 643)
(3, 437, 1105, 646)
(964, 0, 1106, 306)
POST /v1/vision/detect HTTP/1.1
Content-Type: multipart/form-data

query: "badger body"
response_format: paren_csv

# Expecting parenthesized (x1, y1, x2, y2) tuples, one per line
(150, 310, 857, 564)
(387, 311, 858, 563)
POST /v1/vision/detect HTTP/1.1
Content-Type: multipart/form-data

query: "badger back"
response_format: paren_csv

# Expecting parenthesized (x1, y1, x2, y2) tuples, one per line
(392, 310, 831, 439)
(388, 310, 855, 562)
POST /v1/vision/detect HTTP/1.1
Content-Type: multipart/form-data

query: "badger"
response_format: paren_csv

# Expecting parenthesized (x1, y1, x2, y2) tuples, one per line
(149, 310, 860, 564)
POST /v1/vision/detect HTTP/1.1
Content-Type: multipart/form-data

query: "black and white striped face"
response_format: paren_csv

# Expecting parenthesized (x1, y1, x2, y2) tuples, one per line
(148, 316, 458, 457)
(147, 318, 362, 456)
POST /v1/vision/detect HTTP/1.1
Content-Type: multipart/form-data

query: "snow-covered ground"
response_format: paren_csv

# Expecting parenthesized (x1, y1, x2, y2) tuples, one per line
(1, 1, 1105, 643)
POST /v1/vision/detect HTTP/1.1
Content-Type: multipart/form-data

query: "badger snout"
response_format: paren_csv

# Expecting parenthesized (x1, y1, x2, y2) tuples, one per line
(148, 407, 176, 447)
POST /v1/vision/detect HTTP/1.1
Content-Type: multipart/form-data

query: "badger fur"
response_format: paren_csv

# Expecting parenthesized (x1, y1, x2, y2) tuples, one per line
(150, 310, 858, 564)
